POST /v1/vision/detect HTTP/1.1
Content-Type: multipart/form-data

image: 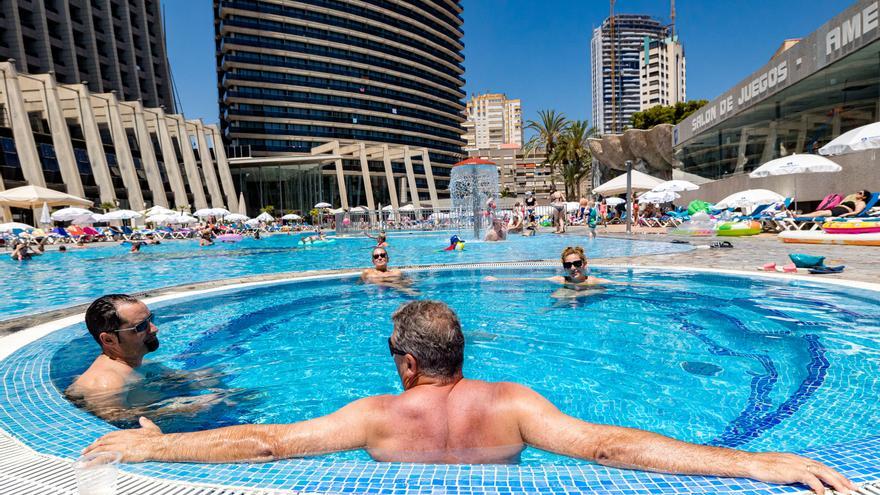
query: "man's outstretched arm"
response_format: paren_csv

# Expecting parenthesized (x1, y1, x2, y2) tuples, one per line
(84, 396, 380, 463)
(510, 384, 854, 495)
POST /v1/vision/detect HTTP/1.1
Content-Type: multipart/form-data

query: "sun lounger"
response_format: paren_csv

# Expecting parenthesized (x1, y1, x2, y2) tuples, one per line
(779, 193, 879, 231)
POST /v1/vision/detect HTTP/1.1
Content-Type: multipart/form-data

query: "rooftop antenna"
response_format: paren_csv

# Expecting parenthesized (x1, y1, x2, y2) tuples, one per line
(670, 0, 676, 37)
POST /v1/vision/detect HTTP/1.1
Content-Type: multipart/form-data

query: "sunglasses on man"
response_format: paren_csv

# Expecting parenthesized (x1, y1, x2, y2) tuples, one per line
(562, 260, 584, 270)
(116, 313, 154, 333)
(388, 337, 407, 357)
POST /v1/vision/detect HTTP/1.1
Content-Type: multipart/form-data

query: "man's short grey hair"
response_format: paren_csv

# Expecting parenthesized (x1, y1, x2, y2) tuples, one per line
(391, 300, 464, 378)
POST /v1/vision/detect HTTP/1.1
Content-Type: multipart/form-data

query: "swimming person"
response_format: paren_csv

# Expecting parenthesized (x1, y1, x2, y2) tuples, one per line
(365, 230, 388, 247)
(66, 295, 160, 417)
(484, 218, 507, 242)
(85, 300, 853, 494)
(360, 247, 418, 295)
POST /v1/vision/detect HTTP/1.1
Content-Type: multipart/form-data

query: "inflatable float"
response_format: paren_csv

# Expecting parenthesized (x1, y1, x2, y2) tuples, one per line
(822, 220, 880, 234)
(217, 233, 243, 243)
(299, 237, 335, 245)
(668, 212, 715, 236)
(716, 220, 762, 237)
(778, 230, 880, 246)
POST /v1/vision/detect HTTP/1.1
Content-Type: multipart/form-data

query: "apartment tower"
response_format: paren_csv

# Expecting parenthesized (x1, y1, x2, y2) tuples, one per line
(639, 36, 686, 110)
(462, 93, 522, 151)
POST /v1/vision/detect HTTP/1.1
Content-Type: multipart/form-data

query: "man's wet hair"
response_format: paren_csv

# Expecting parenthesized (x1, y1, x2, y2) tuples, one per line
(391, 301, 464, 379)
(85, 294, 139, 344)
(560, 246, 586, 263)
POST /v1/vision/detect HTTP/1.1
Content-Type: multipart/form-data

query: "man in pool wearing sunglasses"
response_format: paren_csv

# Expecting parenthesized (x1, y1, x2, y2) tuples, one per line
(86, 299, 852, 495)
(361, 247, 404, 283)
(66, 294, 160, 414)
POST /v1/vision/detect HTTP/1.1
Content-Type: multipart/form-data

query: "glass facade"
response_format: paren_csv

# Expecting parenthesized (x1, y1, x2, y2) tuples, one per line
(676, 39, 880, 180)
(215, 0, 466, 177)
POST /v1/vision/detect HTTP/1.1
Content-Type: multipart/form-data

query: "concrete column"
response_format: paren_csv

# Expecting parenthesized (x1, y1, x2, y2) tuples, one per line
(832, 108, 842, 138)
(402, 146, 421, 208)
(420, 149, 440, 210)
(0, 165, 11, 220)
(190, 120, 223, 207)
(100, 92, 144, 211)
(208, 124, 238, 212)
(131, 102, 168, 207)
(0, 63, 45, 187)
(382, 144, 400, 211)
(333, 153, 349, 209)
(357, 143, 375, 212)
(170, 115, 207, 210)
(795, 116, 809, 154)
(152, 110, 187, 208)
(36, 74, 84, 197)
(759, 122, 778, 165)
(70, 84, 115, 204)
(734, 128, 751, 174)
(399, 176, 408, 205)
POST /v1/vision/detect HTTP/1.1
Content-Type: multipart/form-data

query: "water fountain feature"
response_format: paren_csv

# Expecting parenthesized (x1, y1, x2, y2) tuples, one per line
(449, 158, 499, 239)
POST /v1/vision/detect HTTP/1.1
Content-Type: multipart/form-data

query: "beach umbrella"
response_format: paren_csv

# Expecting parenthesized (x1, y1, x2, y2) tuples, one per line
(749, 154, 841, 209)
(399, 204, 415, 212)
(169, 214, 197, 224)
(604, 197, 626, 206)
(224, 213, 249, 222)
(238, 192, 247, 215)
(193, 207, 230, 218)
(39, 202, 51, 224)
(0, 185, 92, 208)
(281, 213, 302, 220)
(51, 207, 93, 221)
(0, 222, 35, 232)
(71, 213, 101, 225)
(146, 213, 174, 224)
(819, 122, 880, 155)
(314, 202, 332, 209)
(349, 206, 366, 213)
(103, 209, 143, 220)
(651, 180, 700, 193)
(328, 208, 345, 215)
(255, 212, 274, 222)
(245, 218, 261, 226)
(593, 170, 664, 196)
(749, 154, 842, 178)
(143, 205, 175, 216)
(638, 191, 680, 204)
(715, 189, 784, 210)
(381, 204, 394, 212)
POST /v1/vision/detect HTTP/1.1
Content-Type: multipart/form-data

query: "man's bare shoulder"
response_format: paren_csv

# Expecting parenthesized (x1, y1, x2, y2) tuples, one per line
(67, 360, 131, 399)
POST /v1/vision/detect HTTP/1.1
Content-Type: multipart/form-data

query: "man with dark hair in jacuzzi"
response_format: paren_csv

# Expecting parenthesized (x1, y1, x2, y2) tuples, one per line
(86, 300, 853, 494)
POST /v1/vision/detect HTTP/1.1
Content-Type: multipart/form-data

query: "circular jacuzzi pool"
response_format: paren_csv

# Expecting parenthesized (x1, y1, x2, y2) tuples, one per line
(2, 266, 879, 493)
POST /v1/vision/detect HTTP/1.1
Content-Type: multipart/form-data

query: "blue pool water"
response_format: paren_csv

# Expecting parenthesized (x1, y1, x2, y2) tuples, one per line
(0, 233, 689, 321)
(44, 267, 880, 465)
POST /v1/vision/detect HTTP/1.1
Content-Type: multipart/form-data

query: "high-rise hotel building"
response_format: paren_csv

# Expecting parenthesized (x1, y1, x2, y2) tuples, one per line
(639, 36, 686, 110)
(590, 14, 669, 135)
(214, 0, 466, 210)
(462, 93, 522, 151)
(0, 0, 176, 110)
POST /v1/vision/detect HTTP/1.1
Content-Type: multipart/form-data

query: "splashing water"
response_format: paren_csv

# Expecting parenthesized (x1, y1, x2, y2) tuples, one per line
(449, 163, 499, 239)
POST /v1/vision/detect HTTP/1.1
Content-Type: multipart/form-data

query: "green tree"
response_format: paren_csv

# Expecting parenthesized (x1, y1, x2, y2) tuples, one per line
(500, 186, 514, 199)
(552, 120, 598, 198)
(99, 202, 116, 213)
(630, 100, 709, 129)
(260, 205, 275, 214)
(523, 110, 569, 187)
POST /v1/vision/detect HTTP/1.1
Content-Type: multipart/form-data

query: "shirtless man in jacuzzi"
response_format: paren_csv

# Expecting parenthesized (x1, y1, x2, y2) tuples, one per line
(87, 300, 853, 494)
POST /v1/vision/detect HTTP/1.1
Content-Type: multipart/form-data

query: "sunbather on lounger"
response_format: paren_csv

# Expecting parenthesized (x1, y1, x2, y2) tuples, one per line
(799, 190, 870, 218)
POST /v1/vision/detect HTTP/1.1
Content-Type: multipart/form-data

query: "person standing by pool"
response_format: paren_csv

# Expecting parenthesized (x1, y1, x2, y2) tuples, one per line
(550, 188, 566, 234)
(86, 300, 853, 494)
(66, 294, 160, 415)
(524, 191, 536, 217)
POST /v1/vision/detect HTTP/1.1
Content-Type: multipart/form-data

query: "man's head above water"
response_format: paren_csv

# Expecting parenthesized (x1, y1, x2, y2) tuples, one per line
(85, 294, 159, 365)
(390, 301, 464, 386)
(371, 247, 389, 270)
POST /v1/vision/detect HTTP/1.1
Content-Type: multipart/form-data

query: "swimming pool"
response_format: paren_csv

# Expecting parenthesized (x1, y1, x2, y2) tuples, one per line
(0, 233, 690, 322)
(2, 266, 879, 493)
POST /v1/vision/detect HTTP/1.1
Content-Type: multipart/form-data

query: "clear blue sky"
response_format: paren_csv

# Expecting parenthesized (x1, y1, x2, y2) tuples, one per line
(163, 0, 856, 128)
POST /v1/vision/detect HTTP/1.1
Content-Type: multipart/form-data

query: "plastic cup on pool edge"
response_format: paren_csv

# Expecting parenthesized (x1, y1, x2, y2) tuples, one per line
(73, 451, 121, 495)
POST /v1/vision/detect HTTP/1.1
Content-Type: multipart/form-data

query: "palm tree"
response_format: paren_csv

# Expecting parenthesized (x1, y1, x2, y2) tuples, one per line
(523, 110, 569, 186)
(553, 120, 598, 198)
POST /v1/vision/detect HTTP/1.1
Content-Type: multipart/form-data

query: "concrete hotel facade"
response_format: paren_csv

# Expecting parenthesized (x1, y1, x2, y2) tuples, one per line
(462, 93, 523, 151)
(0, 62, 237, 222)
(214, 0, 466, 213)
(0, 0, 176, 111)
(591, 15, 668, 135)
